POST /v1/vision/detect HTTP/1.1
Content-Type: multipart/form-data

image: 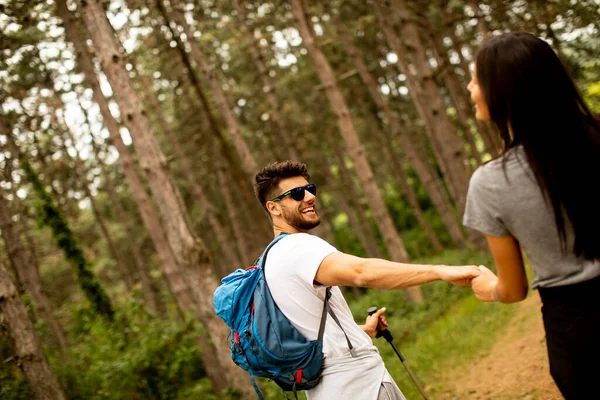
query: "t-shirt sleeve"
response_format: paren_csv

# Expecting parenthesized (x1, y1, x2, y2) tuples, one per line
(285, 233, 338, 287)
(463, 167, 511, 237)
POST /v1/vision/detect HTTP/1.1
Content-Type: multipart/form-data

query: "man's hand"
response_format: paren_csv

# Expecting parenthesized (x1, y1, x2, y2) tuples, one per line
(471, 266, 499, 302)
(437, 265, 482, 286)
(360, 307, 388, 338)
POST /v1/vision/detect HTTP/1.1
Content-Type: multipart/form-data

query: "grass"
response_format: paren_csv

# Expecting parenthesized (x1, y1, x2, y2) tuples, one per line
(378, 295, 517, 399)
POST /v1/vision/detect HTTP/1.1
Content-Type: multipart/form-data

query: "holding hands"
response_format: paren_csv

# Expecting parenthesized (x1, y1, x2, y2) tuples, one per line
(470, 266, 499, 302)
(438, 265, 501, 302)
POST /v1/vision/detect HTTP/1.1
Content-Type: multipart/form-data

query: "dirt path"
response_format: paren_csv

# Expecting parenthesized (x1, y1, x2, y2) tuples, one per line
(437, 294, 563, 400)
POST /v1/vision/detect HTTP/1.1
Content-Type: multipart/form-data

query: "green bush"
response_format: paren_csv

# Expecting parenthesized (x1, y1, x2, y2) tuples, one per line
(53, 299, 210, 400)
(0, 340, 32, 400)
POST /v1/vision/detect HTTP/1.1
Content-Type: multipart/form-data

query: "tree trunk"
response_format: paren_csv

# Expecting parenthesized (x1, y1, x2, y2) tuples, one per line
(374, 0, 470, 215)
(214, 148, 254, 266)
(0, 186, 69, 361)
(157, 0, 258, 176)
(3, 125, 114, 320)
(291, 0, 423, 303)
(132, 68, 243, 270)
(470, 0, 491, 39)
(439, 14, 502, 156)
(152, 0, 272, 248)
(329, 148, 383, 259)
(361, 108, 444, 252)
(53, 111, 136, 290)
(81, 101, 162, 314)
(232, 0, 300, 160)
(75, 0, 255, 396)
(57, 1, 230, 391)
(423, 21, 482, 166)
(57, 0, 197, 315)
(26, 111, 79, 219)
(336, 26, 467, 249)
(0, 264, 66, 400)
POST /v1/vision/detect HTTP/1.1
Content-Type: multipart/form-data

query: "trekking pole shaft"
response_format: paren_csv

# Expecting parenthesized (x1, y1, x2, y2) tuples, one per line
(389, 340, 430, 400)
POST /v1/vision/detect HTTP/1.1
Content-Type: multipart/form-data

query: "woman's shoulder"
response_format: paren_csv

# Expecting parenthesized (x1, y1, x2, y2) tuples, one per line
(470, 147, 527, 188)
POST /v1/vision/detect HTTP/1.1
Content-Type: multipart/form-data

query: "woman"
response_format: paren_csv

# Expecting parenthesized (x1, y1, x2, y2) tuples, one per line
(464, 32, 600, 399)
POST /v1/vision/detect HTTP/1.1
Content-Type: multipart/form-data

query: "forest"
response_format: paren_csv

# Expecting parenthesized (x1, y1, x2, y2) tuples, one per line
(1, 0, 599, 399)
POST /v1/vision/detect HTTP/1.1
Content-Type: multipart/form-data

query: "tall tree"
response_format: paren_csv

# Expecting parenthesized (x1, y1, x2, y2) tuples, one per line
(334, 24, 467, 248)
(232, 0, 301, 160)
(0, 182, 68, 360)
(131, 65, 244, 269)
(291, 0, 423, 303)
(75, 0, 255, 396)
(55, 0, 196, 318)
(373, 0, 471, 213)
(78, 98, 161, 313)
(3, 123, 114, 320)
(52, 102, 136, 290)
(0, 263, 66, 400)
(156, 0, 258, 177)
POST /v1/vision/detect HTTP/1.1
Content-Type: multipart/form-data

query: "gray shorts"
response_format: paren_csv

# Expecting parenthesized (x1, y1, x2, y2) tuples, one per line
(377, 381, 407, 400)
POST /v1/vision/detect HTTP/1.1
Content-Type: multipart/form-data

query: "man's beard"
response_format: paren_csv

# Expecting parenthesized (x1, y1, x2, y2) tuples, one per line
(282, 206, 321, 231)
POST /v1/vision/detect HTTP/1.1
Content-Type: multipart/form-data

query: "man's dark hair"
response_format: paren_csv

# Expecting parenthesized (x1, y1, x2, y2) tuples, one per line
(254, 161, 311, 212)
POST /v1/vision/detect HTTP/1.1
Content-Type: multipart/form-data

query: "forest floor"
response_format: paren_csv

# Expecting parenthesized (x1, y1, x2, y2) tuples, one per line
(435, 294, 563, 400)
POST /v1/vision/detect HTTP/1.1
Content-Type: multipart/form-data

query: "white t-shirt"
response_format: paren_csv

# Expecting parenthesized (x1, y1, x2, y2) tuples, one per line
(264, 233, 373, 359)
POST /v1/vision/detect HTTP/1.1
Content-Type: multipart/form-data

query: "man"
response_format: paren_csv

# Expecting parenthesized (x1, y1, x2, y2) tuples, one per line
(253, 161, 481, 399)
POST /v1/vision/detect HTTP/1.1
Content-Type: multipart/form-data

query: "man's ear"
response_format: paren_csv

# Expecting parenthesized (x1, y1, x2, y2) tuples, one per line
(266, 200, 281, 216)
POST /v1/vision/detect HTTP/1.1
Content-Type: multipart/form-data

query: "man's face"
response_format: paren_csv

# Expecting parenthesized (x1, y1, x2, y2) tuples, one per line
(271, 176, 320, 231)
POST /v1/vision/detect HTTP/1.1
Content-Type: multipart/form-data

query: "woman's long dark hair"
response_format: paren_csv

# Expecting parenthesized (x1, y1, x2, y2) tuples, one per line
(476, 32, 600, 260)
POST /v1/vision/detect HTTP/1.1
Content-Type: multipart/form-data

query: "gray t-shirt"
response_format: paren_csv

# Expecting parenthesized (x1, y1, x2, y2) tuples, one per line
(463, 146, 600, 289)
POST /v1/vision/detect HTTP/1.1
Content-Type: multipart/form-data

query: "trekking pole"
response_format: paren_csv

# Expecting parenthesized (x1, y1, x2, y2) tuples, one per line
(367, 306, 430, 400)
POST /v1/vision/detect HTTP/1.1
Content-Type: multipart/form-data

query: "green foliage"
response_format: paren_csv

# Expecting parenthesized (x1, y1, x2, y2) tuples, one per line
(0, 341, 32, 400)
(20, 156, 114, 320)
(582, 60, 600, 113)
(53, 298, 210, 400)
(381, 296, 516, 399)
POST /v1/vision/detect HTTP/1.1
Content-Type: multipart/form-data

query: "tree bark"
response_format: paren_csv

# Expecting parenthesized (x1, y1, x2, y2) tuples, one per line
(0, 186, 69, 361)
(53, 109, 136, 290)
(336, 26, 466, 249)
(232, 0, 300, 160)
(329, 147, 383, 259)
(132, 67, 243, 270)
(80, 101, 162, 314)
(0, 264, 66, 400)
(3, 122, 114, 320)
(157, 0, 258, 176)
(291, 0, 423, 303)
(56, 0, 196, 317)
(374, 0, 470, 215)
(76, 0, 255, 396)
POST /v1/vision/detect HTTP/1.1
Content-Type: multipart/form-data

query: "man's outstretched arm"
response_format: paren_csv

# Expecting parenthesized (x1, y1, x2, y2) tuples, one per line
(314, 252, 481, 289)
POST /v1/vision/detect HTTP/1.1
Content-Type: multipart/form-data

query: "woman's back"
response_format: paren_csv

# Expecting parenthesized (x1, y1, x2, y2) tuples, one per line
(464, 146, 600, 289)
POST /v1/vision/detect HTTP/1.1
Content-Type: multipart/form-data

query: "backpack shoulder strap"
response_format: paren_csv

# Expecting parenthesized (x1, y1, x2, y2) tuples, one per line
(259, 233, 358, 358)
(257, 232, 289, 270)
(317, 287, 358, 357)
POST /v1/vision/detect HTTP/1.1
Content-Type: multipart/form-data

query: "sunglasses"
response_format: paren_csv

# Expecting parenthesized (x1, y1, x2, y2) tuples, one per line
(271, 183, 317, 202)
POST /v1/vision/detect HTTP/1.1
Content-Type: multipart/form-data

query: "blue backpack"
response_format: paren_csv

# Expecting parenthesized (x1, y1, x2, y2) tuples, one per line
(213, 233, 356, 399)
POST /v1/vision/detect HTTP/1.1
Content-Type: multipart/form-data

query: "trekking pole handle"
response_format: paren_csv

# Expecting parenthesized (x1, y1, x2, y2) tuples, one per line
(367, 308, 430, 400)
(367, 306, 393, 341)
